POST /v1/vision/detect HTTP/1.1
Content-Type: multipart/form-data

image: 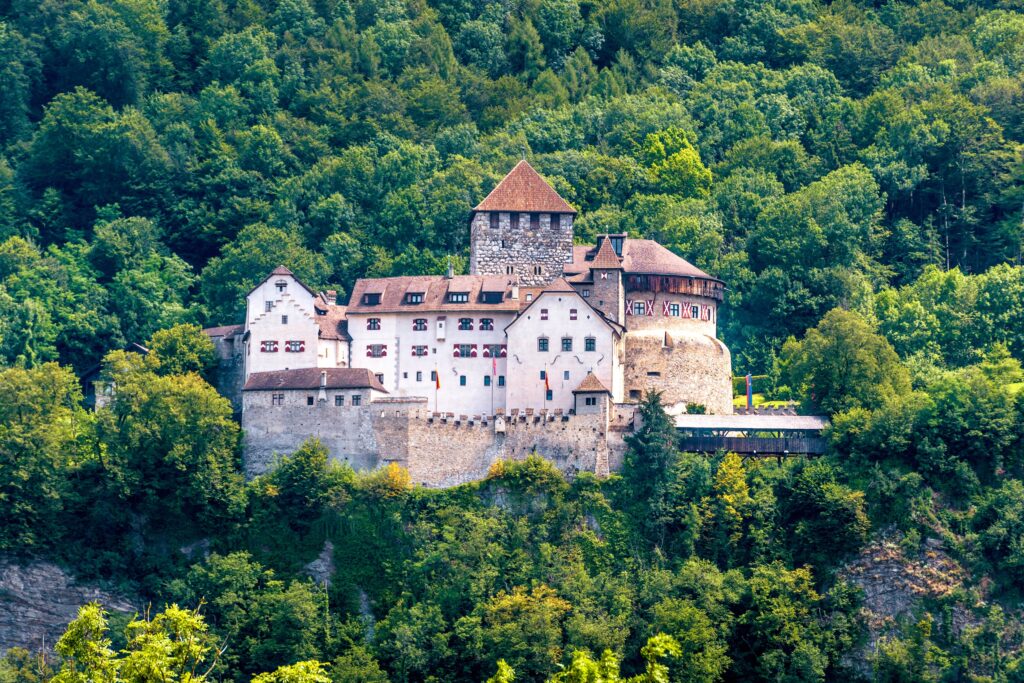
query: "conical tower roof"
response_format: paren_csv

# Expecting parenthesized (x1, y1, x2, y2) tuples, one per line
(474, 160, 576, 214)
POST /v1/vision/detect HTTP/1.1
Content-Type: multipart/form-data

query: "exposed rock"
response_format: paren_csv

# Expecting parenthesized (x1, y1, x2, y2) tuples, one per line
(304, 540, 335, 587)
(0, 557, 137, 654)
(838, 530, 977, 674)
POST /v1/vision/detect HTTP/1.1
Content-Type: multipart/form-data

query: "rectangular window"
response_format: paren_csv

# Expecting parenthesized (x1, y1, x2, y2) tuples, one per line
(484, 375, 491, 387)
(585, 337, 596, 352)
(479, 318, 494, 331)
(561, 337, 573, 352)
(510, 213, 519, 229)
(546, 389, 553, 401)
(457, 343, 473, 357)
(351, 394, 361, 406)
(563, 370, 570, 380)
(285, 340, 304, 353)
(692, 305, 700, 318)
(530, 213, 540, 230)
(540, 370, 546, 380)
(498, 375, 505, 387)
(447, 292, 469, 303)
(416, 371, 423, 382)
(260, 340, 278, 353)
(367, 344, 387, 358)
(585, 397, 597, 406)
(367, 318, 381, 330)
(272, 393, 284, 406)
(582, 289, 590, 298)
(569, 309, 578, 321)
(412, 345, 428, 357)
(670, 303, 681, 317)
(490, 212, 499, 229)
(265, 301, 273, 312)
(525, 293, 533, 302)
(362, 293, 381, 305)
(540, 308, 548, 320)
(482, 291, 503, 303)
(281, 315, 288, 325)
(551, 214, 560, 230)
(307, 396, 315, 405)
(335, 395, 344, 406)
(431, 370, 437, 382)
(458, 318, 473, 330)
(633, 301, 646, 316)
(459, 375, 467, 386)
(406, 293, 423, 304)
(538, 337, 549, 352)
(413, 318, 427, 331)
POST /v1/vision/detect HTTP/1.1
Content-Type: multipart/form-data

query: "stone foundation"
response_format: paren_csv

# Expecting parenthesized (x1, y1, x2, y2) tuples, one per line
(242, 398, 636, 486)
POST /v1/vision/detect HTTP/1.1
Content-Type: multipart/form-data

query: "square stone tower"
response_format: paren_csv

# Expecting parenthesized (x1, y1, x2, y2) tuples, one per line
(469, 161, 576, 286)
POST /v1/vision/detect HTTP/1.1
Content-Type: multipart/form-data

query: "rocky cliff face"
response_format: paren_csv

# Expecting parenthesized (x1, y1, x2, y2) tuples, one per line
(0, 558, 136, 654)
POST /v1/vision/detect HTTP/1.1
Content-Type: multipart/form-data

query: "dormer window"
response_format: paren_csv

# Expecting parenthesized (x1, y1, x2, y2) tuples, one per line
(275, 280, 287, 292)
(448, 292, 469, 303)
(363, 293, 381, 305)
(481, 291, 503, 304)
(406, 292, 424, 304)
(610, 236, 624, 256)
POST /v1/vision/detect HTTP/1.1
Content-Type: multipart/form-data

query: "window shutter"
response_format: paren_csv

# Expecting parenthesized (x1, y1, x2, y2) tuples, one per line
(625, 300, 634, 315)
(663, 301, 672, 316)
(470, 344, 478, 357)
(645, 300, 655, 316)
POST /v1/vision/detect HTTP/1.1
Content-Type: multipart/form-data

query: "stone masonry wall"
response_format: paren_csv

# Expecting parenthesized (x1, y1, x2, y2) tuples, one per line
(242, 397, 635, 486)
(470, 211, 574, 286)
(623, 332, 733, 414)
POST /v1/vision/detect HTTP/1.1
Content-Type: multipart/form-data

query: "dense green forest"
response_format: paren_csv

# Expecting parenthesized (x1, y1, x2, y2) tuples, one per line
(3, 0, 1024, 680)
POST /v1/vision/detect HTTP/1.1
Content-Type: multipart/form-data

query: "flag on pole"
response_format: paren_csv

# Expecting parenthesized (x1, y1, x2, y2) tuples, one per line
(544, 368, 550, 392)
(492, 355, 497, 376)
(435, 368, 441, 390)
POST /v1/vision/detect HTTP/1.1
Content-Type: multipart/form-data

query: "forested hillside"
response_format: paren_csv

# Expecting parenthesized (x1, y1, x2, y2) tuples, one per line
(3, 0, 1024, 681)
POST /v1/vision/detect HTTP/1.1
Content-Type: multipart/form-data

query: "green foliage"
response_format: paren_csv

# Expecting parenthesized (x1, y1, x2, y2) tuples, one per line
(781, 308, 911, 414)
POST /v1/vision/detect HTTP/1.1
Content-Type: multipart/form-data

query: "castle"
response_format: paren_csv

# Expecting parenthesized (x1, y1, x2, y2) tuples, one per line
(207, 161, 733, 486)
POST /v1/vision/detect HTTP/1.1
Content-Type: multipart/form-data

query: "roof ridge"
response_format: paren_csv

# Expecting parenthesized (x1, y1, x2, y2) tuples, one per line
(473, 161, 576, 214)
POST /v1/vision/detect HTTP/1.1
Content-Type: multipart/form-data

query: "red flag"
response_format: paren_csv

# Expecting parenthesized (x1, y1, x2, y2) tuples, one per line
(435, 369, 441, 390)
(544, 369, 550, 392)
(492, 355, 497, 376)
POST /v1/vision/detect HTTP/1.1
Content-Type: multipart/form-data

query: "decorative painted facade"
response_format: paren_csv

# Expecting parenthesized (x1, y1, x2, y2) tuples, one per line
(207, 160, 733, 485)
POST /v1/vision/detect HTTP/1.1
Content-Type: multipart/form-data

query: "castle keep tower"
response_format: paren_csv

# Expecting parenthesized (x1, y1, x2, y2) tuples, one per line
(470, 160, 576, 286)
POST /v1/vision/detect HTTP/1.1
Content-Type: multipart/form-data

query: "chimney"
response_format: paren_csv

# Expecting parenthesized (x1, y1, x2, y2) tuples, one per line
(317, 371, 327, 403)
(322, 290, 337, 305)
(446, 257, 454, 279)
(511, 285, 519, 300)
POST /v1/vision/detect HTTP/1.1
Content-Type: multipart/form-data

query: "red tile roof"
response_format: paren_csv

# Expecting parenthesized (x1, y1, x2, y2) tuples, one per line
(573, 372, 611, 394)
(244, 368, 386, 392)
(543, 277, 576, 293)
(590, 237, 623, 269)
(474, 161, 576, 214)
(348, 275, 522, 314)
(568, 238, 718, 281)
(314, 304, 350, 341)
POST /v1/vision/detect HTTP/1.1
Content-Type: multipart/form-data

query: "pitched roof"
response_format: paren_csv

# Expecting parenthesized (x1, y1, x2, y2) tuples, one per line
(567, 238, 719, 281)
(203, 324, 244, 338)
(543, 277, 576, 293)
(590, 237, 623, 269)
(573, 372, 611, 394)
(347, 275, 522, 314)
(271, 265, 294, 276)
(247, 266, 317, 298)
(313, 304, 350, 341)
(473, 161, 576, 214)
(244, 368, 387, 392)
(506, 286, 624, 336)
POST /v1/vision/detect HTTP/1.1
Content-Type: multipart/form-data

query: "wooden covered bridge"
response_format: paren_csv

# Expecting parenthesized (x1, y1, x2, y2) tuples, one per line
(675, 414, 829, 457)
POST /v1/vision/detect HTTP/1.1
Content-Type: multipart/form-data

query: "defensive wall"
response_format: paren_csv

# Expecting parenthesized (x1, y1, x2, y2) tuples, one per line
(242, 395, 635, 486)
(623, 331, 733, 414)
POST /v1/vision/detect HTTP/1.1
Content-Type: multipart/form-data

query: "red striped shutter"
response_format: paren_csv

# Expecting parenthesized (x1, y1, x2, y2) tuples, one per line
(663, 301, 671, 316)
(645, 300, 655, 316)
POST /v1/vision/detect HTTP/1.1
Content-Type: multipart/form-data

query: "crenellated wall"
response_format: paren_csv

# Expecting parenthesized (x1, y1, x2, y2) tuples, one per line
(241, 393, 635, 486)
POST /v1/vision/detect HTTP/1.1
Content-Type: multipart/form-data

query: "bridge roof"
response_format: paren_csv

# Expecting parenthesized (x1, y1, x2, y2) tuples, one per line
(674, 414, 828, 431)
